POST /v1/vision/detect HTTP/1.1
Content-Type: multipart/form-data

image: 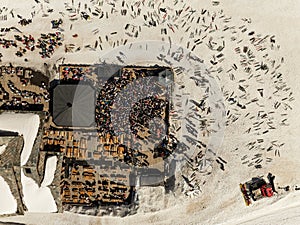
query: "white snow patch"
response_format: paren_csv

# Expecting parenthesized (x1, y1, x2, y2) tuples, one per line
(41, 156, 58, 186)
(0, 175, 17, 215)
(0, 112, 39, 166)
(0, 144, 7, 155)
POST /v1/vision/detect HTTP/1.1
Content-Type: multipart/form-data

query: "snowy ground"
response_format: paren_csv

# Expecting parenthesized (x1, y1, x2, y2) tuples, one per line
(1, 192, 300, 225)
(0, 0, 299, 224)
(21, 156, 58, 213)
(0, 113, 57, 213)
(0, 176, 17, 215)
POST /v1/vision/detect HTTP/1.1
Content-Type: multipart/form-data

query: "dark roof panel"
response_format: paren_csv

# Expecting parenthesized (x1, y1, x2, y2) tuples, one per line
(52, 85, 95, 127)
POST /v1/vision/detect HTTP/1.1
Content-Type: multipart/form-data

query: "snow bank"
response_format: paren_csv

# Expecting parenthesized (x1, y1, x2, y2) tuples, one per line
(0, 144, 7, 155)
(21, 166, 57, 213)
(0, 175, 17, 215)
(0, 112, 39, 166)
(41, 156, 58, 186)
(22, 155, 58, 213)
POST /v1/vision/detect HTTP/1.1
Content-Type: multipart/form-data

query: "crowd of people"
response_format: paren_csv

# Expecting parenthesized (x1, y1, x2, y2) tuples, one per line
(96, 68, 167, 139)
(14, 34, 35, 57)
(61, 66, 86, 81)
(36, 32, 63, 58)
(60, 65, 97, 82)
(94, 67, 176, 167)
(129, 96, 166, 138)
(0, 37, 17, 49)
(0, 31, 63, 59)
